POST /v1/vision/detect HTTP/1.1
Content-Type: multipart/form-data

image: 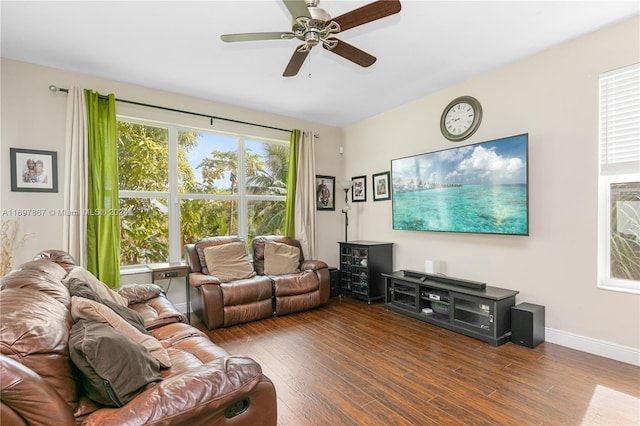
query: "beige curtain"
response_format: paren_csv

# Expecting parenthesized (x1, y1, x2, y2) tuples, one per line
(62, 86, 88, 266)
(294, 131, 317, 259)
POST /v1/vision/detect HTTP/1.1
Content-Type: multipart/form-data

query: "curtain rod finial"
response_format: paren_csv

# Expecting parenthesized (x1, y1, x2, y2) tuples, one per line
(49, 84, 58, 92)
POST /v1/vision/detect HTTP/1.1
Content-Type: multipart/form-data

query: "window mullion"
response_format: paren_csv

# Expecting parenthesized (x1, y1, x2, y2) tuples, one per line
(237, 136, 247, 241)
(168, 127, 180, 262)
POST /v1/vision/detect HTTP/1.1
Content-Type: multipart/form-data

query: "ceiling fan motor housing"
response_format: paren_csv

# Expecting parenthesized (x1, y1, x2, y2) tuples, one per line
(292, 6, 338, 49)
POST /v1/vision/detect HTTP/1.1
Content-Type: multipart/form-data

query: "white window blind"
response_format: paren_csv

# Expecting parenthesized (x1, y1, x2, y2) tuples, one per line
(600, 63, 640, 176)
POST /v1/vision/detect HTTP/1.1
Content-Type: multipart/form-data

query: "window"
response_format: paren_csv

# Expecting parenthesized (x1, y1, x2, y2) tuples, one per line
(117, 118, 289, 265)
(598, 63, 640, 293)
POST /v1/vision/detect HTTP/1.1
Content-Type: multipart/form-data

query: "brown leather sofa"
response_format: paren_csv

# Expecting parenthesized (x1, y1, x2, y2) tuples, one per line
(0, 250, 277, 426)
(184, 236, 330, 330)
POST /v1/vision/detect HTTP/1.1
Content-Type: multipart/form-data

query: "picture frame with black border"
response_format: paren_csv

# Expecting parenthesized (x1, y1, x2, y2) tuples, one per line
(352, 175, 366, 202)
(10, 148, 58, 193)
(316, 175, 335, 211)
(372, 171, 391, 201)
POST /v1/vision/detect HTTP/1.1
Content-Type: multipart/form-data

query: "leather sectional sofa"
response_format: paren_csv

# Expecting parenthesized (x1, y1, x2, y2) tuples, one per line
(0, 250, 277, 426)
(184, 235, 330, 330)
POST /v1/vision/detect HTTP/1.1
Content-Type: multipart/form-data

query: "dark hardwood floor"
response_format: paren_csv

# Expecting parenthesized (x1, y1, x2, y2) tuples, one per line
(193, 297, 640, 426)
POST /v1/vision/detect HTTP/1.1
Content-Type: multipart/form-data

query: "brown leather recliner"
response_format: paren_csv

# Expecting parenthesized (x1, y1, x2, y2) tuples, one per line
(184, 236, 330, 330)
(184, 236, 274, 330)
(252, 236, 330, 316)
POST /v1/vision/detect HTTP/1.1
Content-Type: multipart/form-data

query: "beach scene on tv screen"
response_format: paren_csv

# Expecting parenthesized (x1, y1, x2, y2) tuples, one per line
(392, 134, 528, 235)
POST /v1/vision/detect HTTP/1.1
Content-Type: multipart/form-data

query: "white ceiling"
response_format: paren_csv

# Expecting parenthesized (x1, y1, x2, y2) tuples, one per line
(2, 1, 638, 127)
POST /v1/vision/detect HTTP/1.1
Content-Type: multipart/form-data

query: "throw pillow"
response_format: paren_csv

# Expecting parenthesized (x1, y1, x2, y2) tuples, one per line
(203, 241, 256, 283)
(264, 240, 301, 275)
(65, 266, 128, 307)
(68, 278, 149, 335)
(71, 296, 171, 368)
(69, 319, 161, 407)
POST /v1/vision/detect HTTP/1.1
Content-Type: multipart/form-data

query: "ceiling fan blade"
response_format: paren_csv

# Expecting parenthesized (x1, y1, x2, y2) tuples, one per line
(330, 0, 401, 32)
(283, 47, 310, 77)
(221, 32, 292, 43)
(324, 38, 376, 68)
(282, 0, 311, 19)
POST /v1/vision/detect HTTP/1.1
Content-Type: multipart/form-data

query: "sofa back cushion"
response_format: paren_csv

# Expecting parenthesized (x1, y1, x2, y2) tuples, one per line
(264, 240, 301, 275)
(252, 236, 304, 275)
(1, 259, 70, 307)
(32, 249, 77, 273)
(203, 242, 256, 283)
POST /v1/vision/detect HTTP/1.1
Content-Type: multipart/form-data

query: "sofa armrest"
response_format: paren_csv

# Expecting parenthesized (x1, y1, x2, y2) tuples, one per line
(128, 294, 188, 330)
(301, 259, 328, 272)
(81, 356, 274, 426)
(189, 272, 222, 287)
(118, 283, 164, 304)
(0, 355, 75, 426)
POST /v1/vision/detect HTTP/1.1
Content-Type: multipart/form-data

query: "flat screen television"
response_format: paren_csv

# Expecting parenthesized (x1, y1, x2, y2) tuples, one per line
(391, 134, 529, 236)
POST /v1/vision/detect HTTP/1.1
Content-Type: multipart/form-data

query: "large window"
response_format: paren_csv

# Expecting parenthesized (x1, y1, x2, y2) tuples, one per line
(117, 119, 289, 265)
(598, 63, 640, 293)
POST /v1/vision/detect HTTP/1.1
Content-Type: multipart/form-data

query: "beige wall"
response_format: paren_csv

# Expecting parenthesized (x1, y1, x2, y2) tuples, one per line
(0, 58, 344, 269)
(1, 16, 638, 364)
(342, 16, 640, 360)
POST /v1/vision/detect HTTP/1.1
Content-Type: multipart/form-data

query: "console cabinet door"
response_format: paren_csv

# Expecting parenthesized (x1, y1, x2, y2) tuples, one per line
(452, 293, 494, 336)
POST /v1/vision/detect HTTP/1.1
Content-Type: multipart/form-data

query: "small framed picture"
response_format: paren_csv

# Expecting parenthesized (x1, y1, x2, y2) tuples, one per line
(10, 148, 58, 193)
(372, 171, 391, 201)
(316, 175, 335, 211)
(352, 175, 366, 202)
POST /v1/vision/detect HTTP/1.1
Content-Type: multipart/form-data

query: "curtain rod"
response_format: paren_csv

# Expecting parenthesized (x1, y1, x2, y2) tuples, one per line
(49, 85, 293, 134)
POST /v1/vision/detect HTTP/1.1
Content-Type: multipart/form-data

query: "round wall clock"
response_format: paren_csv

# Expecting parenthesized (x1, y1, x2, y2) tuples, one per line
(440, 96, 483, 142)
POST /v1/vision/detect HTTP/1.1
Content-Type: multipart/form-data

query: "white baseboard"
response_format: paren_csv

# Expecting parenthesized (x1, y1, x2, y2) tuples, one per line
(545, 327, 640, 367)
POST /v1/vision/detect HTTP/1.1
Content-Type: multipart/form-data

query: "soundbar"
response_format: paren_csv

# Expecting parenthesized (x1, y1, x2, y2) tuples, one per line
(401, 269, 486, 290)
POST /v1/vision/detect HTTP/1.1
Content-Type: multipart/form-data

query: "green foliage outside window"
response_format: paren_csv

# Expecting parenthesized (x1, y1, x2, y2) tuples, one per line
(610, 182, 640, 281)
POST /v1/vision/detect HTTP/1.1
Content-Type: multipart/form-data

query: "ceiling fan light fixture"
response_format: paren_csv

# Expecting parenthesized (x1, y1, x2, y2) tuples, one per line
(305, 29, 321, 46)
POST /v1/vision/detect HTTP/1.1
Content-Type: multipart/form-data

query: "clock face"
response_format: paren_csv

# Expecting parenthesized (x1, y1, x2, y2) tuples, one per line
(440, 96, 482, 142)
(444, 102, 475, 136)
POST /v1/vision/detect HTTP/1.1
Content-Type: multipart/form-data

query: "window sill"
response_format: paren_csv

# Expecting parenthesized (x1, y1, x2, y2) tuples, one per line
(120, 265, 151, 276)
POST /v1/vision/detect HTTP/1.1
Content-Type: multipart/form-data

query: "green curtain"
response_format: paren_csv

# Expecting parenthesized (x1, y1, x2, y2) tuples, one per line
(85, 90, 121, 287)
(284, 129, 300, 238)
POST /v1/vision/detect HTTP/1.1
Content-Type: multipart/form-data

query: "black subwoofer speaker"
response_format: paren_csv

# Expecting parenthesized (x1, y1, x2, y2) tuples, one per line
(329, 267, 340, 297)
(511, 303, 545, 348)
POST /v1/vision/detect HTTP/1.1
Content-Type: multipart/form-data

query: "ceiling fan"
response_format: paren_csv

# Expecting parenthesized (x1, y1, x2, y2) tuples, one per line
(220, 0, 401, 77)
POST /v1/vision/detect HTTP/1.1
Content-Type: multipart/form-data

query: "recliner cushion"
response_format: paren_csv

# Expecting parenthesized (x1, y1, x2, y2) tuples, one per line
(264, 240, 300, 275)
(69, 319, 161, 407)
(203, 242, 256, 283)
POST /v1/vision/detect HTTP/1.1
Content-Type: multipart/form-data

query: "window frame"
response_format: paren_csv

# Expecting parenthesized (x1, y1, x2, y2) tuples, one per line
(117, 116, 289, 265)
(597, 63, 640, 294)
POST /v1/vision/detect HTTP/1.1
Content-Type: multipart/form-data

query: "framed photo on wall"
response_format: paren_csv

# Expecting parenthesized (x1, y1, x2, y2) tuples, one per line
(10, 148, 58, 193)
(316, 175, 335, 211)
(372, 171, 391, 201)
(352, 175, 366, 202)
